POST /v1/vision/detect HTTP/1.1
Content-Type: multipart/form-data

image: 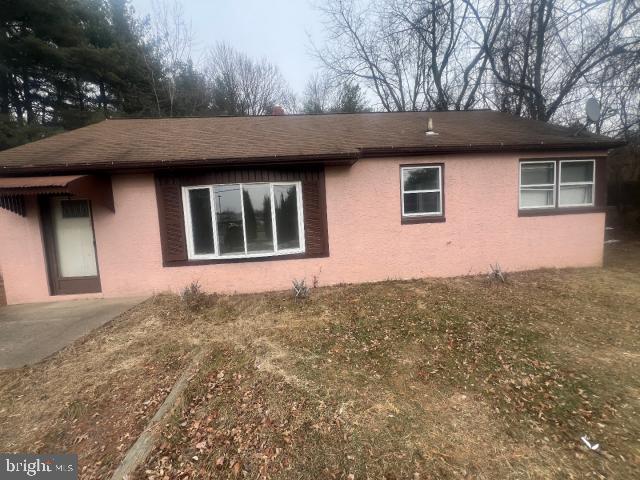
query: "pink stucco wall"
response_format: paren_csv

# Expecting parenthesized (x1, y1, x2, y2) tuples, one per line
(0, 152, 606, 304)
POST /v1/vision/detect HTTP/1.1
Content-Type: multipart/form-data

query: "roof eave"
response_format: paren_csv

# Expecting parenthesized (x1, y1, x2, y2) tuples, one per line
(360, 141, 626, 157)
(0, 152, 360, 176)
(0, 140, 625, 176)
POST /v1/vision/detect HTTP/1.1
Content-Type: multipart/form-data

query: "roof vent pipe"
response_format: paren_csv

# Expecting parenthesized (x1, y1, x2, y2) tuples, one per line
(425, 117, 438, 136)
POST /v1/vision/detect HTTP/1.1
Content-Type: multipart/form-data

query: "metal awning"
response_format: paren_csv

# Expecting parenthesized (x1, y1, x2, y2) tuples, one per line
(0, 175, 114, 216)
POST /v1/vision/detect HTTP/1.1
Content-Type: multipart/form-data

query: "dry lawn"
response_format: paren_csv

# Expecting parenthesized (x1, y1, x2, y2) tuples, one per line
(0, 297, 198, 478)
(1, 240, 640, 479)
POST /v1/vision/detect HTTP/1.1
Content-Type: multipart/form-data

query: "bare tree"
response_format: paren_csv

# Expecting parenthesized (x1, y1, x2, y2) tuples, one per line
(314, 0, 426, 111)
(302, 73, 370, 113)
(204, 43, 294, 115)
(303, 73, 335, 113)
(313, 0, 501, 111)
(388, 0, 503, 110)
(474, 0, 640, 123)
(150, 0, 193, 117)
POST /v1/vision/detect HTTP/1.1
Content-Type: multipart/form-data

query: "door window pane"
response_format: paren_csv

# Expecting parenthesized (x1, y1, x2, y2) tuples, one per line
(243, 184, 274, 253)
(52, 199, 98, 277)
(61, 199, 90, 218)
(274, 184, 300, 250)
(214, 184, 245, 255)
(188, 189, 215, 255)
(561, 161, 593, 183)
(404, 192, 440, 214)
(521, 163, 554, 185)
(403, 167, 439, 191)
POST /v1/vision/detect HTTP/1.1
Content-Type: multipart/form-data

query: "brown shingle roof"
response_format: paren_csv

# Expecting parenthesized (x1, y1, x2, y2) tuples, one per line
(0, 111, 623, 174)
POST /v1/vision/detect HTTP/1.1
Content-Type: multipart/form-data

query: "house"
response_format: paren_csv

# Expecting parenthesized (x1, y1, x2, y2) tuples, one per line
(0, 111, 623, 305)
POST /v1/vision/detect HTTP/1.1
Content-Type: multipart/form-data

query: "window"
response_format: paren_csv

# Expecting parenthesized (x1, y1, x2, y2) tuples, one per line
(519, 161, 556, 209)
(559, 160, 595, 207)
(401, 165, 442, 217)
(183, 182, 305, 260)
(60, 199, 90, 218)
(519, 159, 596, 211)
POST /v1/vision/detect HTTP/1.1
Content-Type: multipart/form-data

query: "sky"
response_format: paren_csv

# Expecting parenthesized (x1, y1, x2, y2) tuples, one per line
(129, 0, 324, 95)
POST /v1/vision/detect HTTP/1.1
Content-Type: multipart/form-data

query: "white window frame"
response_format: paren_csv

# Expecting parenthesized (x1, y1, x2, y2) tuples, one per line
(519, 161, 556, 210)
(401, 165, 443, 217)
(182, 181, 305, 260)
(558, 159, 596, 207)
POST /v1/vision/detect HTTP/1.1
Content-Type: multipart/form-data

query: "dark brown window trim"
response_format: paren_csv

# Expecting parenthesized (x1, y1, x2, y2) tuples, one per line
(517, 156, 607, 217)
(400, 162, 446, 224)
(518, 207, 605, 217)
(163, 252, 313, 267)
(401, 216, 446, 224)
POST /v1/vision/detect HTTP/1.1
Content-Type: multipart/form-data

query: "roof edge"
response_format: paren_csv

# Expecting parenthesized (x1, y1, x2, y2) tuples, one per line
(105, 108, 496, 121)
(0, 152, 360, 176)
(0, 141, 624, 177)
(359, 141, 625, 157)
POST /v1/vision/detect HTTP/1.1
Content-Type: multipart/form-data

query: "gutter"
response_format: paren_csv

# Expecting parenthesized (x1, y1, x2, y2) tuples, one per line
(0, 141, 626, 177)
(359, 141, 626, 157)
(0, 152, 360, 177)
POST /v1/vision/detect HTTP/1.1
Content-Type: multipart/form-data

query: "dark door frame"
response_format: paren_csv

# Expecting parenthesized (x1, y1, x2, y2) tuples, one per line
(0, 271, 6, 306)
(39, 196, 102, 295)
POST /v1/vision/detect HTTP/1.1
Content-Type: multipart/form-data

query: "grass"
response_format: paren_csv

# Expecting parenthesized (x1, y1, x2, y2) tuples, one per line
(0, 296, 197, 479)
(1, 240, 640, 479)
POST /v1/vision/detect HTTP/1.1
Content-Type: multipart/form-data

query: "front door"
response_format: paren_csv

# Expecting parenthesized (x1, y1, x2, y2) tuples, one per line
(41, 197, 101, 295)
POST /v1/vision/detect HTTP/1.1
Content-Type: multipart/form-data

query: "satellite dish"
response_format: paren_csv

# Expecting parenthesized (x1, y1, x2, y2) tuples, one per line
(586, 98, 601, 123)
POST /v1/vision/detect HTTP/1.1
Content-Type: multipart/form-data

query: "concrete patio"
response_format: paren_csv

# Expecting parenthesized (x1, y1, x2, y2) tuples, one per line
(0, 297, 144, 369)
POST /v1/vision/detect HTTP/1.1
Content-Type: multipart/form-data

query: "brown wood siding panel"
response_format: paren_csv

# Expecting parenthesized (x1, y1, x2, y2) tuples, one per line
(156, 177, 188, 263)
(155, 166, 328, 266)
(302, 176, 329, 257)
(177, 167, 321, 187)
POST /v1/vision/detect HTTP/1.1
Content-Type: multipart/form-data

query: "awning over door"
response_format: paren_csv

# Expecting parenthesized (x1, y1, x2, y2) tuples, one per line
(0, 175, 114, 216)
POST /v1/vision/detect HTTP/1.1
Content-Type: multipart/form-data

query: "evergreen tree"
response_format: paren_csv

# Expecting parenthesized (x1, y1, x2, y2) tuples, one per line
(0, 0, 166, 147)
(332, 82, 369, 113)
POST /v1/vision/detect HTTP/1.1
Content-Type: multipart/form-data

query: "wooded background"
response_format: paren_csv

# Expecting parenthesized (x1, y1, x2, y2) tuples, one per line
(0, 0, 638, 211)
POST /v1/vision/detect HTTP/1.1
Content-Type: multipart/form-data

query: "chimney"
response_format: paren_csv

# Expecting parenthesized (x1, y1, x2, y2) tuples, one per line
(271, 105, 285, 116)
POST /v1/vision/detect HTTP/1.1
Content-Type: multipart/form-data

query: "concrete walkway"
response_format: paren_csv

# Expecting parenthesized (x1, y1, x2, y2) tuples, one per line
(0, 297, 144, 369)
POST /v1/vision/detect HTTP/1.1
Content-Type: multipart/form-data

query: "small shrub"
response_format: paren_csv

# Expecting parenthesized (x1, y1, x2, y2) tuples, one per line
(181, 281, 209, 312)
(292, 278, 310, 300)
(487, 263, 507, 283)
